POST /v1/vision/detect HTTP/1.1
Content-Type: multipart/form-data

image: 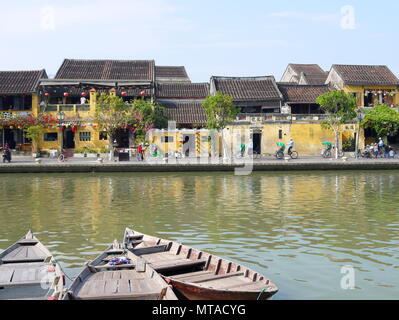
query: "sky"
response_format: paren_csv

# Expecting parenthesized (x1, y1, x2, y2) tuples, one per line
(0, 0, 398, 82)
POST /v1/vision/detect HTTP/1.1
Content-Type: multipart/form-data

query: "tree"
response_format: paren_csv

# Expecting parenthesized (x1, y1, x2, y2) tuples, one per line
(202, 92, 239, 131)
(95, 94, 166, 159)
(316, 90, 357, 159)
(25, 126, 44, 156)
(361, 104, 399, 139)
(202, 92, 239, 159)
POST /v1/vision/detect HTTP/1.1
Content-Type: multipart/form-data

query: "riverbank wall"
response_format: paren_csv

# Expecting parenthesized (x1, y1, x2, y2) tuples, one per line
(1, 160, 399, 173)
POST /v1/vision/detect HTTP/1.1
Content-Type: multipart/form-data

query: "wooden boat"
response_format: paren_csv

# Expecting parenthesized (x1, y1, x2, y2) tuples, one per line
(123, 228, 278, 300)
(0, 231, 64, 300)
(63, 240, 177, 300)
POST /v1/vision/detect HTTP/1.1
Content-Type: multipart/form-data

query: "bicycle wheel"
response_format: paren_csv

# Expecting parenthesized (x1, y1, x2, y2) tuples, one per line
(58, 154, 65, 162)
(290, 151, 298, 159)
(276, 151, 284, 159)
(323, 150, 331, 158)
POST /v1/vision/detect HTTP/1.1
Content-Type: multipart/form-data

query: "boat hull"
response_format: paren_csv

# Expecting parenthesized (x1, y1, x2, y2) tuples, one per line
(169, 278, 277, 300)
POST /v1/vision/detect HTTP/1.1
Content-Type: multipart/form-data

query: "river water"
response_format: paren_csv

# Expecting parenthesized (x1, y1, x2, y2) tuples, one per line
(0, 171, 398, 300)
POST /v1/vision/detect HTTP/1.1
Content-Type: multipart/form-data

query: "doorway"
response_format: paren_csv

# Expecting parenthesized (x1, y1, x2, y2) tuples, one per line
(183, 134, 196, 157)
(252, 133, 262, 155)
(63, 127, 75, 149)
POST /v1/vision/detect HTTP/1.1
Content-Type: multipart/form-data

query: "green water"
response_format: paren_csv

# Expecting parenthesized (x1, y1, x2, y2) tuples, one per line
(0, 171, 398, 300)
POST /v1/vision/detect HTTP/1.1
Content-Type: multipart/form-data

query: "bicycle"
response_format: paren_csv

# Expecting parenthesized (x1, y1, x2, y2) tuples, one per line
(288, 149, 299, 159)
(57, 149, 67, 163)
(322, 146, 344, 158)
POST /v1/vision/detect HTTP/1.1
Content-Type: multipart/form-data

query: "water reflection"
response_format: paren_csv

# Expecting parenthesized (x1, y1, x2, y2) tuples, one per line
(0, 171, 398, 299)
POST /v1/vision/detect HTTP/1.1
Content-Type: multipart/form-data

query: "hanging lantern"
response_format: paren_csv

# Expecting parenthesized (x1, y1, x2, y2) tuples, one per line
(64, 92, 70, 97)
(140, 91, 146, 97)
(81, 92, 87, 97)
(45, 92, 50, 97)
(121, 92, 127, 97)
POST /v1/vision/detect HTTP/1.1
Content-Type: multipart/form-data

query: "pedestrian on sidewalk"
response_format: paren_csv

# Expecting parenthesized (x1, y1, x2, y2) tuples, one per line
(137, 143, 143, 161)
(373, 144, 379, 159)
(384, 144, 390, 158)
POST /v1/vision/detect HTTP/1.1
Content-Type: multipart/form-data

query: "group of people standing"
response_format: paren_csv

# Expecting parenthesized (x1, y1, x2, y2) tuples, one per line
(366, 138, 396, 159)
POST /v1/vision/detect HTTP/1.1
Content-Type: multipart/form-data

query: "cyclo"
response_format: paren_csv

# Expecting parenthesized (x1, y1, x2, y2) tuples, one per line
(275, 142, 298, 159)
(321, 142, 333, 158)
(275, 143, 285, 159)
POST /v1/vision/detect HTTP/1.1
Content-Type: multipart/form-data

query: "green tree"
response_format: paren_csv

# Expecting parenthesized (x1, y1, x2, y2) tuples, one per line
(95, 94, 166, 157)
(202, 92, 239, 131)
(316, 90, 357, 159)
(361, 104, 399, 139)
(25, 126, 44, 155)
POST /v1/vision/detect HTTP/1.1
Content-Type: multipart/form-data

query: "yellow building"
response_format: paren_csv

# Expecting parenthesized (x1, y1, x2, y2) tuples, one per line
(0, 70, 46, 151)
(326, 64, 399, 107)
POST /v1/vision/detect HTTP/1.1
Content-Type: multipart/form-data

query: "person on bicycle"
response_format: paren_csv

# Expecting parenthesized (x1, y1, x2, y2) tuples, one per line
(288, 139, 294, 156)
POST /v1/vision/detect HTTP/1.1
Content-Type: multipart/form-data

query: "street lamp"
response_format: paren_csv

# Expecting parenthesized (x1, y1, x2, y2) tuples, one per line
(57, 112, 65, 154)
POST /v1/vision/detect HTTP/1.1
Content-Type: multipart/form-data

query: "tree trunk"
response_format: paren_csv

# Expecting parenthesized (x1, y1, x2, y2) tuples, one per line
(335, 131, 339, 159)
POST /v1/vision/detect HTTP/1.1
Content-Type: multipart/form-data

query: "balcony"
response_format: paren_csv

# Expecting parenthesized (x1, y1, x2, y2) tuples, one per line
(40, 104, 91, 113)
(235, 113, 330, 123)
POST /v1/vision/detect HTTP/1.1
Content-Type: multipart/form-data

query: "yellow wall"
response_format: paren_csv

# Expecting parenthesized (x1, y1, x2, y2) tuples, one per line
(343, 85, 399, 107)
(225, 122, 364, 156)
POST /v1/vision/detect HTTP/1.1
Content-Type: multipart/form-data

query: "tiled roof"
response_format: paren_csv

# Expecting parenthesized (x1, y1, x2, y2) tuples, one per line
(332, 64, 399, 86)
(0, 70, 47, 94)
(300, 72, 329, 85)
(161, 100, 207, 124)
(156, 83, 209, 99)
(289, 64, 325, 75)
(277, 84, 333, 104)
(155, 66, 190, 82)
(55, 59, 155, 81)
(211, 76, 282, 101)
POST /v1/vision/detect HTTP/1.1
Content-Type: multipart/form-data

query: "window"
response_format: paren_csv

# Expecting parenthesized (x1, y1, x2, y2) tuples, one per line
(79, 132, 91, 142)
(99, 132, 108, 141)
(44, 132, 58, 142)
(161, 136, 174, 143)
(278, 130, 283, 140)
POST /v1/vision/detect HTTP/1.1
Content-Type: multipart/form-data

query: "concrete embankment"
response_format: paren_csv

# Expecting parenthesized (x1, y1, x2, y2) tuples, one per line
(1, 160, 399, 173)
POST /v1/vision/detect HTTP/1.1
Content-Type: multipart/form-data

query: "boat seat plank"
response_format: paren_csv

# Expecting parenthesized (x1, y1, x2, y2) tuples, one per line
(189, 272, 245, 284)
(74, 291, 161, 300)
(141, 251, 180, 263)
(170, 270, 214, 280)
(151, 259, 207, 273)
(195, 276, 251, 290)
(132, 245, 167, 256)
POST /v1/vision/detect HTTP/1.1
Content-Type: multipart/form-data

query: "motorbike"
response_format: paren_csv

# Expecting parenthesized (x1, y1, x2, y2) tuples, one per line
(2, 149, 11, 163)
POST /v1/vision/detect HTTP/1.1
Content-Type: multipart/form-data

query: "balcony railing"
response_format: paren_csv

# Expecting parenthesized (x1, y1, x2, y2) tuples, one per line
(40, 104, 91, 113)
(235, 113, 330, 123)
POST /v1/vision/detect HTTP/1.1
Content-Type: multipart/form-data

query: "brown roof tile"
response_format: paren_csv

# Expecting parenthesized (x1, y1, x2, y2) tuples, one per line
(289, 64, 325, 75)
(155, 66, 190, 82)
(0, 70, 47, 94)
(55, 59, 155, 81)
(278, 84, 333, 104)
(300, 72, 329, 85)
(161, 100, 207, 124)
(156, 83, 209, 99)
(211, 76, 282, 101)
(332, 64, 399, 86)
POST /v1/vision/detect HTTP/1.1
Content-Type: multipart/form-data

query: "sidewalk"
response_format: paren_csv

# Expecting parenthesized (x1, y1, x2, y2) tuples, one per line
(1, 155, 399, 173)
